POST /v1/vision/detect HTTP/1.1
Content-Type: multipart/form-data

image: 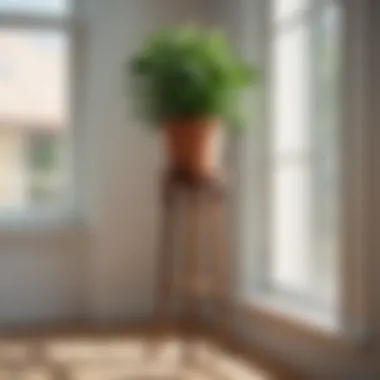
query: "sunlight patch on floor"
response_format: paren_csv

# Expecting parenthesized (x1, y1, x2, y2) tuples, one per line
(0, 337, 273, 379)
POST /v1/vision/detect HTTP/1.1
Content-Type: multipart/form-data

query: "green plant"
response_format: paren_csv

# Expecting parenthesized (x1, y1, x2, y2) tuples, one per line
(129, 27, 257, 130)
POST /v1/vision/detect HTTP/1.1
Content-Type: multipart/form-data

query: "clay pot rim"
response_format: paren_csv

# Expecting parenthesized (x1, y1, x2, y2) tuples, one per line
(163, 117, 221, 128)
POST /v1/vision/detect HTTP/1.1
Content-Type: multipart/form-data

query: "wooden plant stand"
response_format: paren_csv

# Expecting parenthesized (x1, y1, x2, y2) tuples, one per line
(155, 168, 231, 347)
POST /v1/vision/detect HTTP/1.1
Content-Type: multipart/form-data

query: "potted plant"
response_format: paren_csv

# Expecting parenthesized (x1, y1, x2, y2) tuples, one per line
(130, 27, 257, 177)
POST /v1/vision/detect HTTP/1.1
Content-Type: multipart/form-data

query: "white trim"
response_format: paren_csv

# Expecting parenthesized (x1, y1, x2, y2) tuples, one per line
(234, 0, 271, 293)
(65, 13, 86, 225)
(0, 208, 83, 230)
(339, 0, 372, 344)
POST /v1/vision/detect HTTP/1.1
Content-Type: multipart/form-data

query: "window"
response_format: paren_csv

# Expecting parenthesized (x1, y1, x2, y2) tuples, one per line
(267, 0, 342, 306)
(0, 0, 72, 212)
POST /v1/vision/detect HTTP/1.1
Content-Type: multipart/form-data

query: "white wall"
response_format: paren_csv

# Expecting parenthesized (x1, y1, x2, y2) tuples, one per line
(0, 0, 219, 327)
(0, 226, 87, 326)
(80, 0, 220, 322)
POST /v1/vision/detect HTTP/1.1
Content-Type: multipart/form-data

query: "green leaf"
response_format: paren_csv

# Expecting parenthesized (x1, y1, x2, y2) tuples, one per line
(128, 26, 259, 131)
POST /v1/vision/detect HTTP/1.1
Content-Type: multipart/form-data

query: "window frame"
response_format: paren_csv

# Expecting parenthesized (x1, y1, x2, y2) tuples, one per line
(0, 0, 84, 224)
(266, 0, 344, 305)
(236, 0, 371, 341)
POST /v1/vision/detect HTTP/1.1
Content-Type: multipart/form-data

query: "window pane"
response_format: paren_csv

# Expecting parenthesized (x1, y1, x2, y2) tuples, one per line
(272, 24, 310, 155)
(0, 29, 68, 210)
(274, 0, 308, 21)
(271, 163, 312, 291)
(270, 23, 312, 293)
(0, 0, 68, 14)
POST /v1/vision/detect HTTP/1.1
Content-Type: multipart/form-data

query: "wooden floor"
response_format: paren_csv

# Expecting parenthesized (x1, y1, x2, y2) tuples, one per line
(0, 326, 303, 380)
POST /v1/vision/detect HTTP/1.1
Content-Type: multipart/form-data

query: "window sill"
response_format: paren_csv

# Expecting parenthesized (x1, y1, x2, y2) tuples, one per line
(237, 291, 363, 350)
(0, 206, 87, 238)
(240, 290, 338, 332)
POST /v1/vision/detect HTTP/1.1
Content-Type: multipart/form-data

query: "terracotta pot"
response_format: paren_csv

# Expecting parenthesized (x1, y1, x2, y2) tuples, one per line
(164, 118, 223, 177)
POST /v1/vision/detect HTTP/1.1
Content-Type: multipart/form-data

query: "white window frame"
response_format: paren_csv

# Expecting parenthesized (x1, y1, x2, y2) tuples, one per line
(266, 0, 344, 306)
(235, 0, 371, 343)
(0, 0, 84, 227)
